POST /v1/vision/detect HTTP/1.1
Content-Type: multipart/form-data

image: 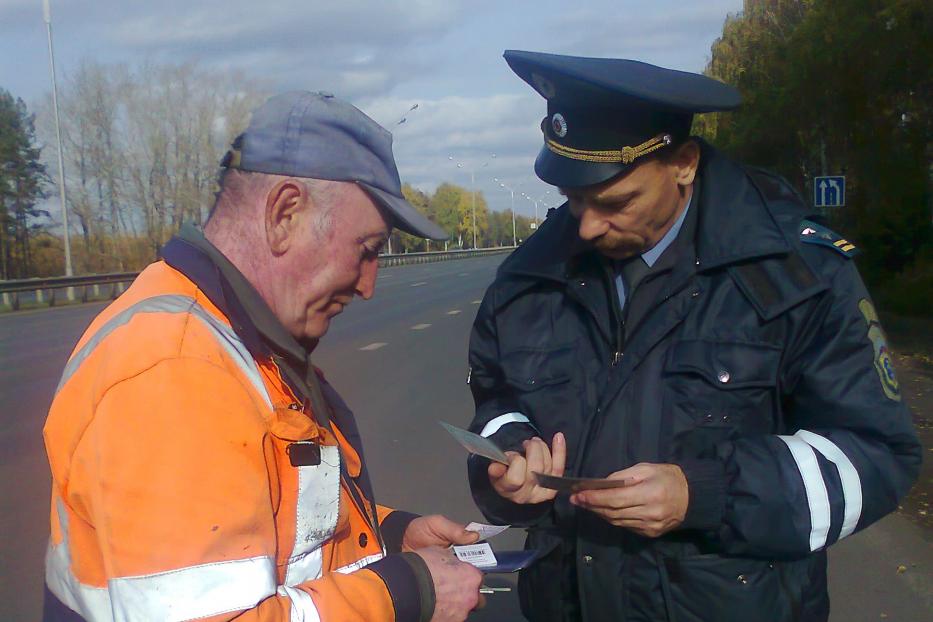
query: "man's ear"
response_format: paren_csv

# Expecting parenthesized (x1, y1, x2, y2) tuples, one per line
(265, 179, 306, 255)
(672, 140, 700, 187)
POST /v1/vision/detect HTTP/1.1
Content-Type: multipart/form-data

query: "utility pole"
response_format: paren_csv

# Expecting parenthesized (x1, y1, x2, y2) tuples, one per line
(43, 0, 73, 284)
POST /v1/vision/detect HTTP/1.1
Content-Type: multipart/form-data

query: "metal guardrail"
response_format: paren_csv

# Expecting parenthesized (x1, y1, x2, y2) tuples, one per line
(0, 247, 515, 311)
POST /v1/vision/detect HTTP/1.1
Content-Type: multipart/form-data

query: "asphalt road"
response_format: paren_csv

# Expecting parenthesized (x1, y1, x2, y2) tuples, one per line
(1, 254, 930, 621)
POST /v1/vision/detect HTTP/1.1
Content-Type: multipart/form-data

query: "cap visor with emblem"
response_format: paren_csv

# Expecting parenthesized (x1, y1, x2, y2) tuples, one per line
(503, 50, 742, 188)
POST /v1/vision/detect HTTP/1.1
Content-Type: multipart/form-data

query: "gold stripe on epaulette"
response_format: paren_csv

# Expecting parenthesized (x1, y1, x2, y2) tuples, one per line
(842, 244, 856, 252)
(546, 133, 672, 164)
(834, 239, 848, 248)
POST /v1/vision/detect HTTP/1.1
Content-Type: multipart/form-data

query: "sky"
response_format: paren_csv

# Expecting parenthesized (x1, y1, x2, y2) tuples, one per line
(0, 0, 743, 221)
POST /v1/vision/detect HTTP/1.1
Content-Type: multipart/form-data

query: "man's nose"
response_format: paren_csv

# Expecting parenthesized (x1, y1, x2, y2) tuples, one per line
(356, 258, 378, 300)
(577, 207, 609, 241)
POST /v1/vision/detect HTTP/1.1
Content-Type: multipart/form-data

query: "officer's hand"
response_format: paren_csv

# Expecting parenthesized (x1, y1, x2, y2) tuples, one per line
(402, 515, 480, 551)
(569, 463, 688, 538)
(488, 433, 566, 505)
(414, 546, 485, 622)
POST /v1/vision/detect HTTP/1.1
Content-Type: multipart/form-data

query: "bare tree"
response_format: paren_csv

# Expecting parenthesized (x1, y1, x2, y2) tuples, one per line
(37, 59, 266, 271)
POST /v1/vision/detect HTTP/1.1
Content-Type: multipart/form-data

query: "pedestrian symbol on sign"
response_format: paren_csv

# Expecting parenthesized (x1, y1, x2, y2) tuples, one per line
(814, 175, 845, 208)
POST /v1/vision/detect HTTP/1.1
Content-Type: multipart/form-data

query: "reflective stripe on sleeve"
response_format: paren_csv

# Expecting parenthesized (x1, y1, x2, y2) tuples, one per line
(480, 412, 535, 438)
(778, 434, 831, 551)
(46, 499, 277, 622)
(56, 294, 272, 409)
(277, 585, 323, 622)
(796, 430, 863, 540)
(109, 557, 277, 621)
(334, 553, 385, 574)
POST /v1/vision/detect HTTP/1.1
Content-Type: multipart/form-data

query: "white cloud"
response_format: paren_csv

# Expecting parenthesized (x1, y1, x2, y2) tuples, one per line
(361, 93, 556, 212)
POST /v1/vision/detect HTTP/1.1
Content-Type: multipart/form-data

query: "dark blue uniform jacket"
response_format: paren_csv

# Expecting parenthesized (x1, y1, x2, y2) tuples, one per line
(467, 143, 920, 622)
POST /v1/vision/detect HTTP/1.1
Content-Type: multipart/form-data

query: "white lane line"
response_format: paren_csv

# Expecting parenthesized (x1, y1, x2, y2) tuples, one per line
(446, 310, 461, 315)
(359, 342, 388, 351)
(378, 274, 394, 279)
(411, 281, 427, 287)
(471, 300, 482, 304)
(411, 323, 431, 330)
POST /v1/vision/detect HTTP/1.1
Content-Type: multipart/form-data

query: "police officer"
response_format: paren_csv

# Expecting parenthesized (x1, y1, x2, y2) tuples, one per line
(466, 51, 921, 622)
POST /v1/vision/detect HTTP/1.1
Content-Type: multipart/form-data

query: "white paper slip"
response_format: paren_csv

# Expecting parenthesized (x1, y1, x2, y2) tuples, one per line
(465, 522, 510, 541)
(439, 421, 510, 464)
(453, 543, 498, 568)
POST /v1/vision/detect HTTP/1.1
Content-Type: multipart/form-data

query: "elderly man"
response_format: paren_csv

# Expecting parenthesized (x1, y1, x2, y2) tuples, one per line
(43, 91, 484, 622)
(466, 51, 921, 621)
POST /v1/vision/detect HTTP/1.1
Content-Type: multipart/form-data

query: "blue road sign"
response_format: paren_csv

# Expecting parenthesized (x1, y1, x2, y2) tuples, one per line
(814, 175, 846, 208)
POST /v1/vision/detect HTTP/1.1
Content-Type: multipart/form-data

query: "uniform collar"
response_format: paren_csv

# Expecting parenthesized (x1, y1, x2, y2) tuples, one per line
(499, 140, 792, 283)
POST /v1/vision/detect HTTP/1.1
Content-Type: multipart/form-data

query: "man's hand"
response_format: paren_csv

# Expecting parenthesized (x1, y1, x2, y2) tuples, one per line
(488, 433, 566, 505)
(402, 515, 479, 552)
(414, 546, 485, 622)
(569, 463, 688, 538)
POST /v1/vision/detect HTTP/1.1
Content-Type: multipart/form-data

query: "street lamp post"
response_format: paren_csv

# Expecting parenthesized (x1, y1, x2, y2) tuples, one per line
(43, 0, 73, 284)
(448, 154, 495, 249)
(494, 178, 517, 247)
(522, 190, 553, 229)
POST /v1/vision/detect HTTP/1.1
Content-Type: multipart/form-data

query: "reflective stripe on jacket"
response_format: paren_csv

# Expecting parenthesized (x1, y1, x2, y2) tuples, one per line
(44, 260, 412, 622)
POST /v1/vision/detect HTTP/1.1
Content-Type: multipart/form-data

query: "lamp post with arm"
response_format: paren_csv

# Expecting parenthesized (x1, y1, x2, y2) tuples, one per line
(448, 154, 496, 248)
(494, 178, 518, 247)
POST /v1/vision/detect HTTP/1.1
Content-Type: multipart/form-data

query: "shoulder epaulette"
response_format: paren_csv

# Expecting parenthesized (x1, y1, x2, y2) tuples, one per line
(799, 219, 858, 258)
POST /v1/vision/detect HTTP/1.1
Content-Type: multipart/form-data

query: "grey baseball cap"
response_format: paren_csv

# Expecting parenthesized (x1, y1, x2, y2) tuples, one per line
(221, 91, 446, 240)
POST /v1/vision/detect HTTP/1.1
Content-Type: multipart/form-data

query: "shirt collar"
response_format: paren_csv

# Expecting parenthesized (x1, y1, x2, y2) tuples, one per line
(641, 188, 694, 268)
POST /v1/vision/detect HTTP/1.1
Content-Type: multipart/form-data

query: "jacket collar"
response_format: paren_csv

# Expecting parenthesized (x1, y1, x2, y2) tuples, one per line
(161, 225, 308, 365)
(499, 140, 793, 283)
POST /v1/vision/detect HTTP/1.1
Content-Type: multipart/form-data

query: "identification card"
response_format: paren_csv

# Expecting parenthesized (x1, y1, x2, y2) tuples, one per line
(533, 472, 630, 492)
(465, 522, 510, 541)
(439, 421, 510, 464)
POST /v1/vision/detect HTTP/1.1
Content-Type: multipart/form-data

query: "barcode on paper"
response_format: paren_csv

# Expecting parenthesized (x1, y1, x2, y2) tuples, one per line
(453, 543, 498, 568)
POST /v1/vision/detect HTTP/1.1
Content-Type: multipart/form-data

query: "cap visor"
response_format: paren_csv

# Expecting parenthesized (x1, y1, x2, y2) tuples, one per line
(360, 183, 448, 241)
(534, 146, 634, 189)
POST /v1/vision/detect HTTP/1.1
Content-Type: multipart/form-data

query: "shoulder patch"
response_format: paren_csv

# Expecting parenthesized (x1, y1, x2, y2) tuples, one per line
(799, 219, 858, 257)
(858, 298, 900, 402)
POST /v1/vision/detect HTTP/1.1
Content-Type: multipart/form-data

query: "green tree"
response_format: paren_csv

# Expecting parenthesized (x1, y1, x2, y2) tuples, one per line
(701, 0, 933, 313)
(0, 89, 48, 279)
(391, 183, 436, 253)
(430, 183, 469, 247)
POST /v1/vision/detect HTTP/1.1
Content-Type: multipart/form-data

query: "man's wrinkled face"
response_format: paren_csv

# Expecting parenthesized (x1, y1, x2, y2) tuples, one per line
(563, 155, 689, 261)
(278, 184, 389, 342)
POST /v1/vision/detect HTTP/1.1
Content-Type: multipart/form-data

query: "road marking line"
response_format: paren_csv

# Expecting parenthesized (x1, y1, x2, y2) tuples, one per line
(359, 342, 388, 351)
(471, 300, 482, 304)
(411, 323, 431, 330)
(447, 310, 461, 315)
(411, 282, 427, 287)
(378, 274, 394, 279)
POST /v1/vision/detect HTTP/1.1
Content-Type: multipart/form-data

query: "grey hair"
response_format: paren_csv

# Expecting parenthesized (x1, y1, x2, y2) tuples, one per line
(207, 169, 345, 240)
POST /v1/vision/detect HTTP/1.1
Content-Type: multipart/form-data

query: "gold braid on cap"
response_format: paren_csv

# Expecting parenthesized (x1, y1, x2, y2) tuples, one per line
(546, 133, 673, 164)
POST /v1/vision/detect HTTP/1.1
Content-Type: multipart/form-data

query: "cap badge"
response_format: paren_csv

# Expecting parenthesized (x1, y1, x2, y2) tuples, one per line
(551, 113, 568, 138)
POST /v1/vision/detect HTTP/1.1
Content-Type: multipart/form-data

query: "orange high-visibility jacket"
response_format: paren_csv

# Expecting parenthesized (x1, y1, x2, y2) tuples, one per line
(44, 258, 426, 622)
